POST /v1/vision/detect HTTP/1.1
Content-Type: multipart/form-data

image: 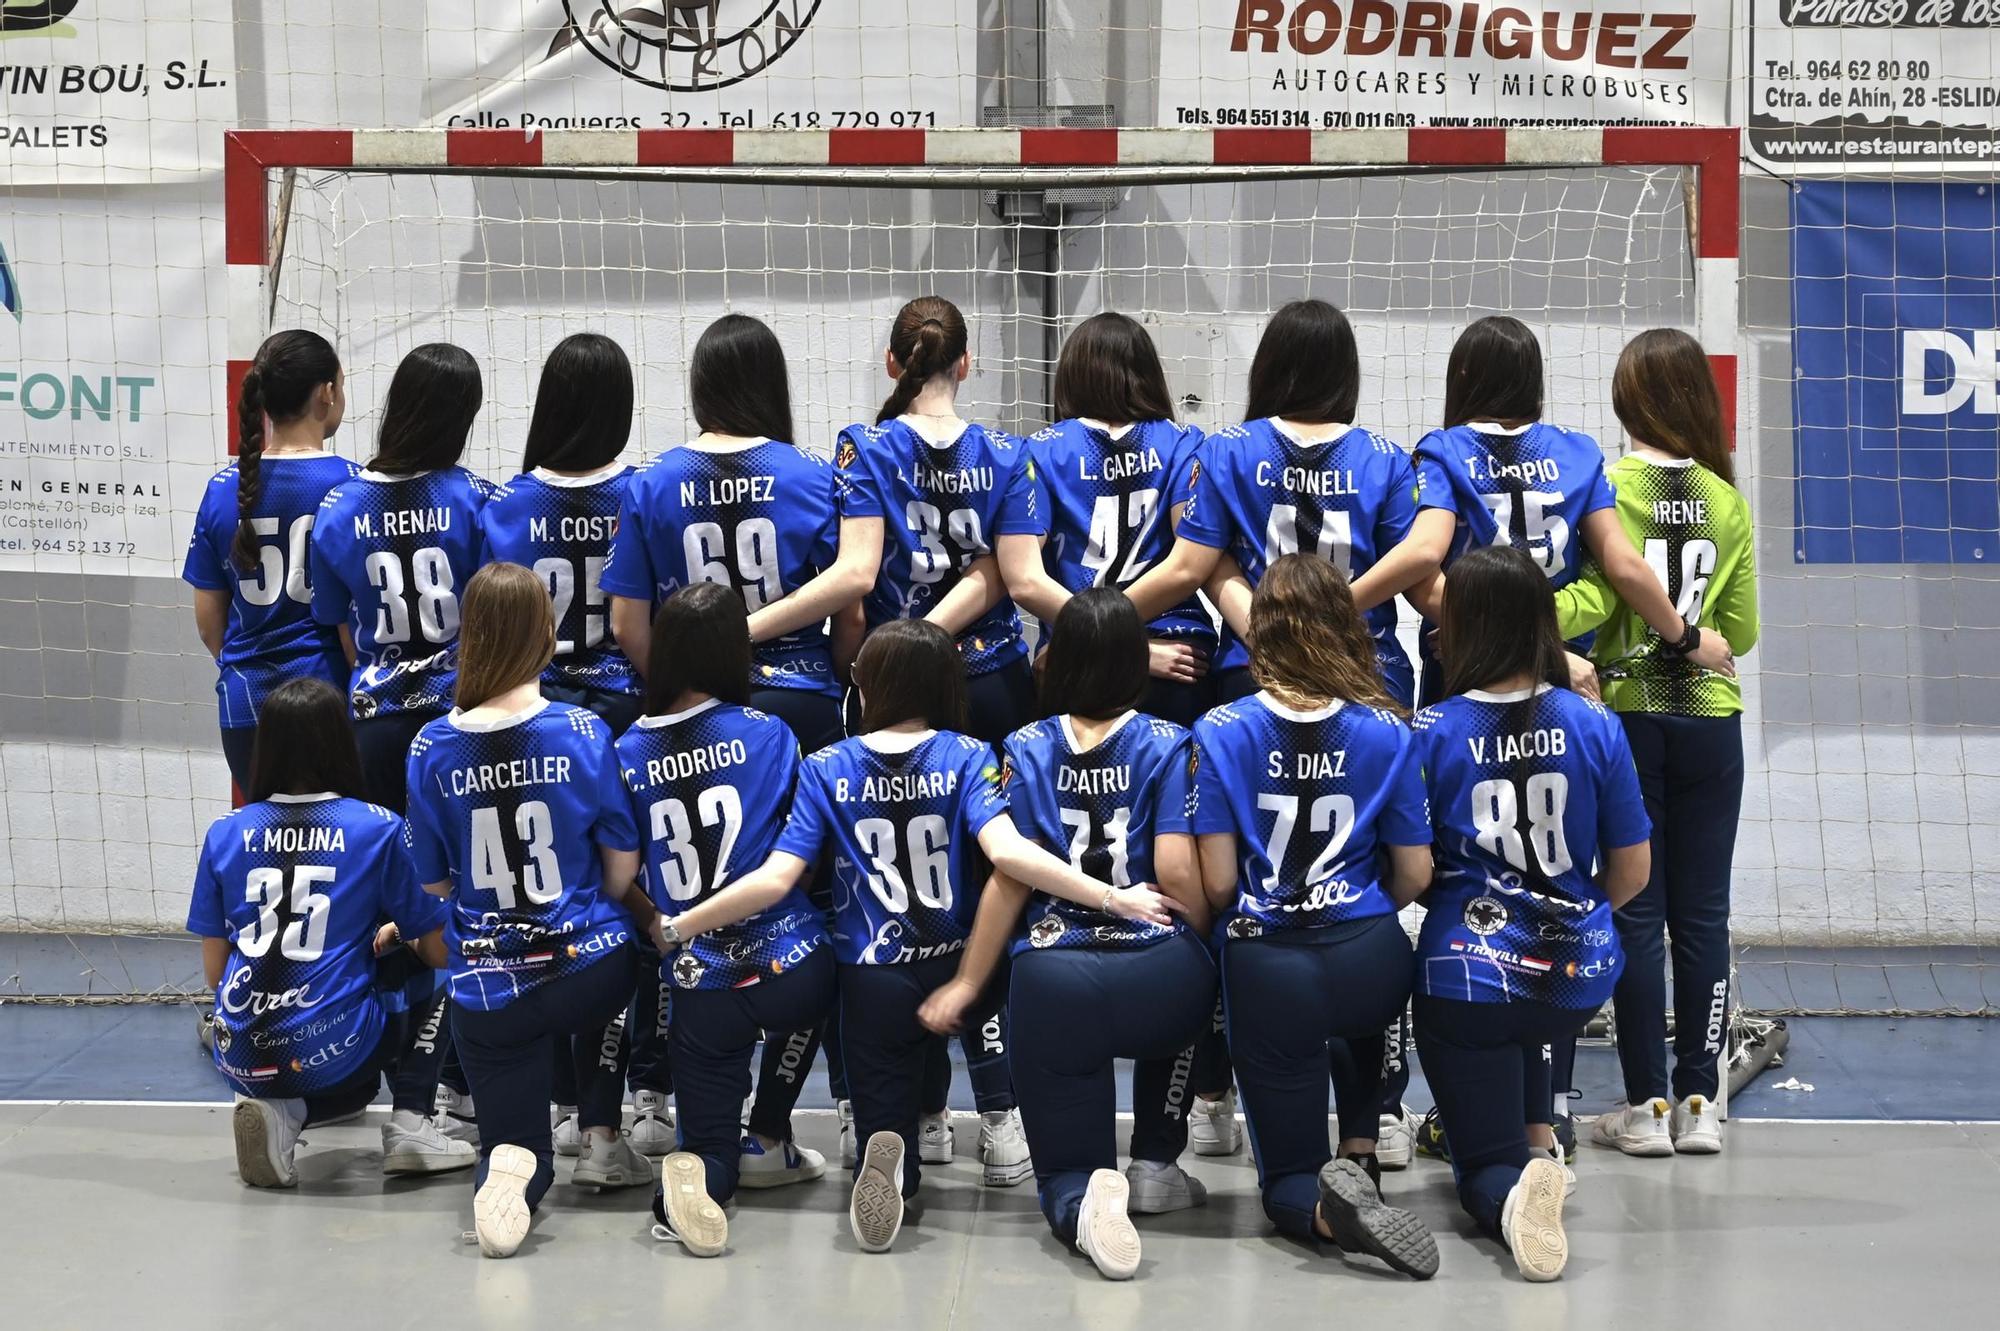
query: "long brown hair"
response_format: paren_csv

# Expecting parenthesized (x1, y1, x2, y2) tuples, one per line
(1612, 328, 1734, 485)
(1053, 312, 1175, 425)
(454, 563, 555, 709)
(853, 620, 967, 732)
(1248, 554, 1398, 712)
(876, 296, 968, 425)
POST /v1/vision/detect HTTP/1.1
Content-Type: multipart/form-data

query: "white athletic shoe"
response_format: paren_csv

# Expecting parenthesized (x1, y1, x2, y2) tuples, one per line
(918, 1111, 954, 1164)
(652, 1151, 728, 1257)
(1672, 1095, 1723, 1155)
(738, 1135, 827, 1189)
(1124, 1158, 1207, 1214)
(1189, 1090, 1242, 1157)
(474, 1143, 537, 1258)
(231, 1094, 304, 1189)
(436, 1085, 479, 1145)
(1590, 1098, 1675, 1157)
(1076, 1168, 1141, 1280)
(850, 1130, 907, 1253)
(1501, 1156, 1569, 1281)
(552, 1105, 584, 1158)
(571, 1132, 653, 1189)
(978, 1109, 1032, 1186)
(382, 1108, 477, 1175)
(629, 1090, 676, 1157)
(837, 1099, 858, 1169)
(1376, 1106, 1416, 1171)
(1542, 1144, 1578, 1198)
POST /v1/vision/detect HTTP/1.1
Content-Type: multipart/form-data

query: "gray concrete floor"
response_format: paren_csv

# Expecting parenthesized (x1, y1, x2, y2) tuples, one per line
(3, 1108, 1998, 1327)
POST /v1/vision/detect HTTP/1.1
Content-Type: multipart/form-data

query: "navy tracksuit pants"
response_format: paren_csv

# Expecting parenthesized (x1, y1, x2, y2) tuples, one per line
(1010, 930, 1217, 1244)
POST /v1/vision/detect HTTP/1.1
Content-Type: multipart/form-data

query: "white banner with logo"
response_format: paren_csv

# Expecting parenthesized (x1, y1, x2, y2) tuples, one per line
(425, 0, 980, 130)
(1747, 0, 2000, 173)
(0, 0, 236, 185)
(1158, 1, 1733, 130)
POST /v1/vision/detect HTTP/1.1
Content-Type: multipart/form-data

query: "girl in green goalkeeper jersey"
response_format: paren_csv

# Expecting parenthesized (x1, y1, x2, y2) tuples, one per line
(1556, 329, 1758, 1157)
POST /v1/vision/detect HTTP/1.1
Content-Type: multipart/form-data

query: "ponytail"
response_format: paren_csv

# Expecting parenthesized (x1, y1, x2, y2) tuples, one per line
(875, 296, 968, 426)
(230, 330, 340, 572)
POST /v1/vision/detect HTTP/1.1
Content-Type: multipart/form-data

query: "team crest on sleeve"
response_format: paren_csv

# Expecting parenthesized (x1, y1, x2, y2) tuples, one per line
(997, 755, 1014, 790)
(836, 437, 858, 470)
(1186, 459, 1202, 493)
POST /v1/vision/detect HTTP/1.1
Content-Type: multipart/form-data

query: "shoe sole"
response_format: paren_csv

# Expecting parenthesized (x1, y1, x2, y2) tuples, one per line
(572, 1158, 654, 1189)
(1376, 1146, 1412, 1171)
(1317, 1159, 1439, 1280)
(1509, 1156, 1568, 1281)
(1593, 1124, 1675, 1158)
(919, 1142, 954, 1165)
(1125, 1181, 1203, 1215)
(1078, 1169, 1141, 1280)
(850, 1133, 906, 1253)
(738, 1160, 827, 1190)
(1674, 1133, 1722, 1155)
(474, 1145, 537, 1258)
(659, 1153, 728, 1257)
(232, 1101, 293, 1189)
(1189, 1124, 1240, 1157)
(980, 1156, 1032, 1187)
(383, 1147, 477, 1175)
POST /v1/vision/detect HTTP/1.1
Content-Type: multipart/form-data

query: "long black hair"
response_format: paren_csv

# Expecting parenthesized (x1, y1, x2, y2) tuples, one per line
(367, 343, 483, 475)
(1245, 298, 1361, 425)
(1052, 312, 1175, 426)
(1442, 316, 1544, 429)
(644, 583, 752, 714)
(247, 677, 367, 802)
(520, 333, 632, 473)
(689, 314, 796, 444)
(1039, 588, 1149, 721)
(876, 296, 968, 425)
(233, 330, 340, 572)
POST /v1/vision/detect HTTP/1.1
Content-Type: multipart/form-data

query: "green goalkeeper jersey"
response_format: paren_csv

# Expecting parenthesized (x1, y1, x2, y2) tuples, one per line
(1556, 453, 1759, 717)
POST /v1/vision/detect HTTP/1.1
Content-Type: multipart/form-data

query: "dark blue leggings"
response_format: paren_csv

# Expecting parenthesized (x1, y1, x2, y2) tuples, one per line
(1613, 711, 1741, 1103)
(451, 946, 639, 1211)
(352, 707, 440, 815)
(1010, 932, 1216, 1243)
(671, 948, 837, 1203)
(1223, 915, 1414, 1240)
(1413, 993, 1593, 1239)
(220, 725, 258, 794)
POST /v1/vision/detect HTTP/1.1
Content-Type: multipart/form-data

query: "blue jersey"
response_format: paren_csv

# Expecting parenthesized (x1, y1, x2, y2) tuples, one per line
(1412, 421, 1614, 589)
(600, 440, 839, 698)
(1178, 420, 1417, 698)
(403, 701, 641, 1009)
(1412, 685, 1650, 1007)
(1001, 712, 1193, 956)
(182, 452, 359, 728)
(1190, 692, 1428, 940)
(775, 730, 1010, 965)
(1024, 418, 1214, 647)
(615, 700, 827, 991)
(478, 465, 639, 698)
(834, 419, 1039, 677)
(309, 467, 493, 719)
(187, 793, 445, 1098)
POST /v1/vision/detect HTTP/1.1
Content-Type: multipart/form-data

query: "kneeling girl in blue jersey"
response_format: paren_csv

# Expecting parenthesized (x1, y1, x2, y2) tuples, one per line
(957, 587, 1217, 1280)
(403, 564, 660, 1258)
(1410, 544, 1651, 1281)
(651, 619, 1179, 1255)
(613, 583, 837, 1258)
(188, 676, 474, 1188)
(1191, 554, 1439, 1279)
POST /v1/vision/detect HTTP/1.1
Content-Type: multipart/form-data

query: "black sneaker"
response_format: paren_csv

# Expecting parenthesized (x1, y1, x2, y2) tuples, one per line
(1553, 1112, 1577, 1165)
(1315, 1158, 1439, 1280)
(1414, 1106, 1451, 1162)
(1341, 1151, 1384, 1197)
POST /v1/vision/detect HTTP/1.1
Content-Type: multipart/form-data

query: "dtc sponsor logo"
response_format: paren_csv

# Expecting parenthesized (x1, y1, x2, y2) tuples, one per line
(290, 1028, 364, 1073)
(1901, 329, 2000, 416)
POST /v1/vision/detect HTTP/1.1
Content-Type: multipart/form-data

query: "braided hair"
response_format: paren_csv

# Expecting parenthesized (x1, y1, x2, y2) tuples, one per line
(875, 296, 968, 426)
(232, 330, 339, 572)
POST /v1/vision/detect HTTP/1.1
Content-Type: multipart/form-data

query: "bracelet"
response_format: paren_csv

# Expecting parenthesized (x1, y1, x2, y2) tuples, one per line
(1100, 886, 1115, 914)
(1662, 618, 1701, 657)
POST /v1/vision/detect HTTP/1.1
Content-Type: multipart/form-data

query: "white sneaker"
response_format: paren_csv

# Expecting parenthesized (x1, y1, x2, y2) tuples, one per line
(474, 1144, 537, 1258)
(552, 1105, 583, 1158)
(978, 1109, 1031, 1186)
(1377, 1106, 1415, 1171)
(850, 1130, 906, 1253)
(382, 1108, 477, 1175)
(1124, 1158, 1207, 1214)
(1590, 1098, 1674, 1157)
(1501, 1156, 1569, 1281)
(436, 1085, 479, 1145)
(1076, 1168, 1141, 1280)
(837, 1099, 858, 1169)
(231, 1095, 304, 1188)
(1672, 1095, 1723, 1154)
(571, 1132, 653, 1189)
(1542, 1144, 1578, 1198)
(918, 1111, 954, 1164)
(629, 1090, 676, 1157)
(738, 1135, 827, 1189)
(653, 1152, 728, 1257)
(1189, 1090, 1242, 1157)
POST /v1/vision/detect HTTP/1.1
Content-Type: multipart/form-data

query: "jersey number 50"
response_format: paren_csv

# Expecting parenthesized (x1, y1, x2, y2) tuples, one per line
(238, 515, 315, 607)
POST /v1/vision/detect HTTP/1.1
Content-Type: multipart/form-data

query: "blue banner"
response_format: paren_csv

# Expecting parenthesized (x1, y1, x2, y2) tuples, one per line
(1792, 182, 2000, 565)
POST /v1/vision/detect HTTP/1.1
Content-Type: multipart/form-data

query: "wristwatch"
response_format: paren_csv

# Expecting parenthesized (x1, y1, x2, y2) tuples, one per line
(659, 919, 685, 950)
